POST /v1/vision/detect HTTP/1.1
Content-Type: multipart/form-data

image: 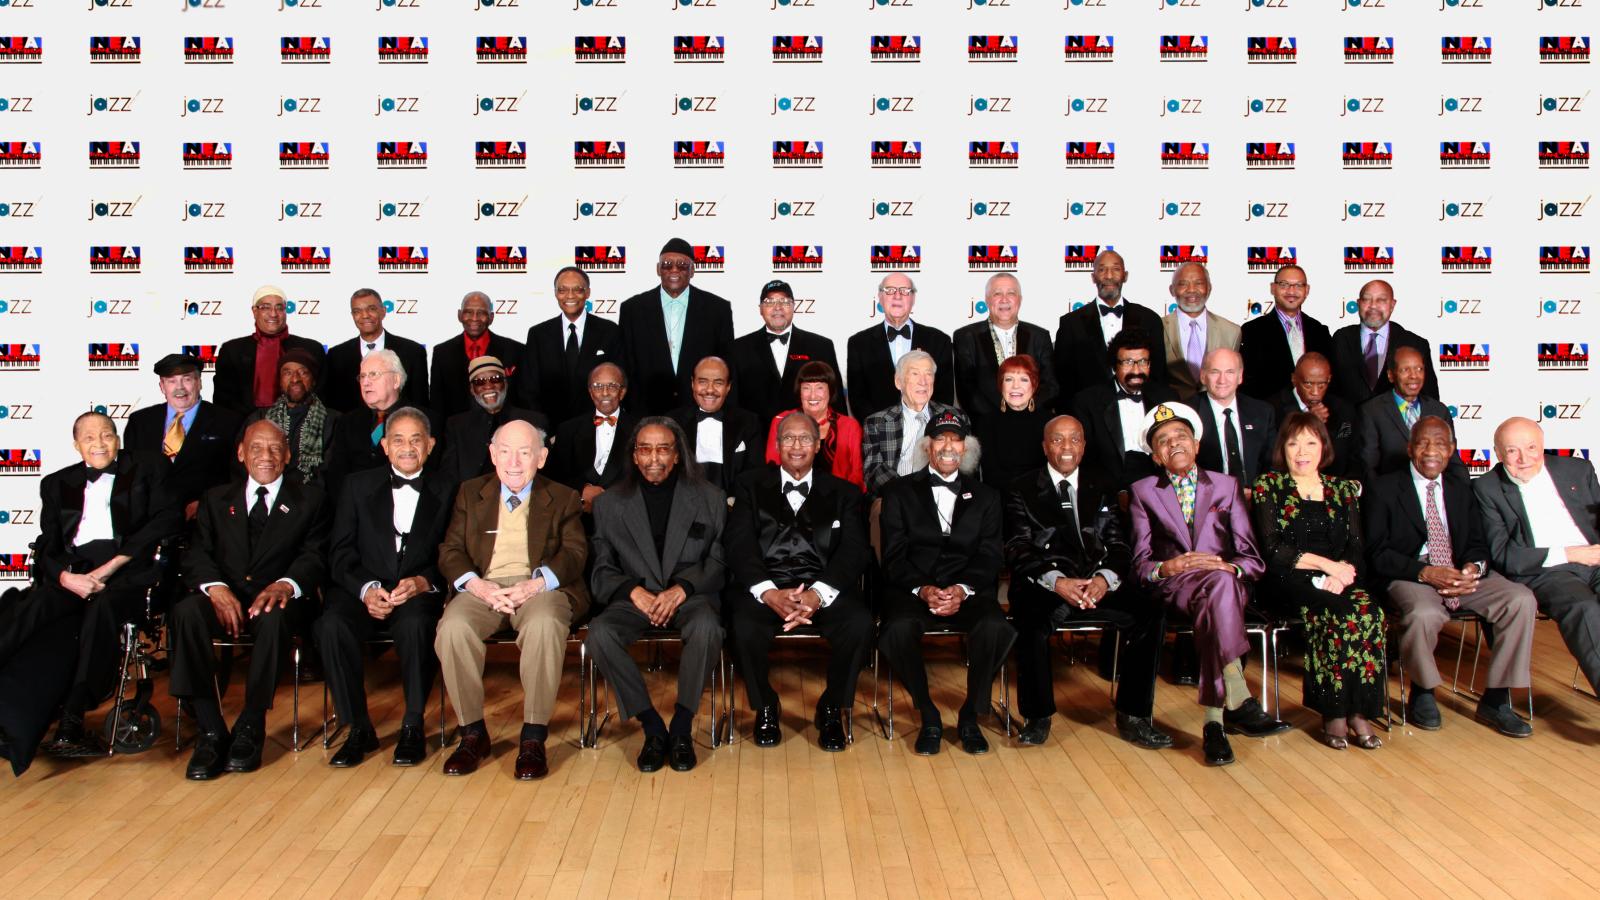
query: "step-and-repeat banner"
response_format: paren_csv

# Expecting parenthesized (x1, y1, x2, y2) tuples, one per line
(0, 0, 1593, 571)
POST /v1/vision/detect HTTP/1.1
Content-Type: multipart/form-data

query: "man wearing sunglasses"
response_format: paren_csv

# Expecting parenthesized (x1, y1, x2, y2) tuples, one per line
(617, 238, 734, 415)
(440, 356, 550, 485)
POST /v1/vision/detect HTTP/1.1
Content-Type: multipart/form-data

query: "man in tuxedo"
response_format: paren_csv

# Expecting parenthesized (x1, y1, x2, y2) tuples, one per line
(439, 356, 549, 485)
(730, 279, 843, 423)
(1128, 403, 1286, 766)
(1053, 250, 1168, 412)
(324, 350, 440, 498)
(519, 266, 622, 427)
(585, 418, 727, 773)
(1331, 279, 1440, 410)
(319, 288, 429, 414)
(429, 291, 525, 421)
(315, 408, 454, 768)
(862, 351, 959, 496)
(1070, 330, 1175, 492)
(1268, 353, 1357, 477)
(244, 349, 339, 486)
(1364, 416, 1535, 737)
(1357, 346, 1460, 483)
(877, 411, 1016, 755)
(953, 272, 1058, 424)
(668, 357, 762, 493)
(1192, 348, 1277, 488)
(1239, 265, 1333, 400)
(551, 361, 639, 516)
(618, 238, 735, 415)
(169, 420, 331, 779)
(435, 420, 590, 779)
(845, 273, 954, 418)
(726, 412, 873, 751)
(123, 353, 243, 519)
(1477, 417, 1600, 696)
(1161, 263, 1241, 400)
(1003, 415, 1169, 749)
(212, 285, 326, 416)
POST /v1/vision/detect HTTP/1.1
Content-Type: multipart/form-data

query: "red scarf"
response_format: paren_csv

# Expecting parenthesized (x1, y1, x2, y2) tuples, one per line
(463, 332, 490, 362)
(252, 329, 287, 408)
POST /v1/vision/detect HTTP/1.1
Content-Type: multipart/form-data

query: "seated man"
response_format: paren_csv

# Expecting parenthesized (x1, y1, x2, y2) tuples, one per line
(877, 411, 1016, 756)
(667, 357, 763, 494)
(244, 349, 340, 486)
(439, 356, 549, 485)
(1357, 345, 1459, 483)
(861, 350, 957, 496)
(123, 352, 243, 519)
(1003, 415, 1168, 750)
(551, 361, 639, 517)
(1476, 417, 1600, 696)
(726, 412, 873, 751)
(169, 420, 330, 780)
(585, 418, 727, 773)
(324, 349, 440, 498)
(316, 407, 456, 768)
(1129, 403, 1286, 767)
(1366, 415, 1536, 737)
(435, 421, 589, 779)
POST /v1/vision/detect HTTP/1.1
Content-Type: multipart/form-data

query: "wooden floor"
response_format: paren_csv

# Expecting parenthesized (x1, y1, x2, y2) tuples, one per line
(5, 619, 1600, 899)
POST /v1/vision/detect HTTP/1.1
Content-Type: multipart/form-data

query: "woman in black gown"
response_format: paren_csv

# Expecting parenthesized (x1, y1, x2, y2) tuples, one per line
(976, 355, 1050, 490)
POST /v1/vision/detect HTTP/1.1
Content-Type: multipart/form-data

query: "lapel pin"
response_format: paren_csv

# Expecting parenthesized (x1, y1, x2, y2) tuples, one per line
(961, 492, 972, 500)
(278, 504, 290, 514)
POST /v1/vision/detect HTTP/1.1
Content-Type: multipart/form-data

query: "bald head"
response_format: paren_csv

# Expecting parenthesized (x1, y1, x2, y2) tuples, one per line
(490, 419, 548, 492)
(1200, 347, 1243, 403)
(1292, 352, 1332, 407)
(1042, 415, 1086, 478)
(1494, 416, 1546, 482)
(1357, 279, 1395, 330)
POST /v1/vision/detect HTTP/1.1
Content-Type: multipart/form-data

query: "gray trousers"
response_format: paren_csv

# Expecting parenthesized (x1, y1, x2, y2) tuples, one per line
(1387, 571, 1536, 690)
(583, 593, 723, 721)
(1529, 564, 1600, 693)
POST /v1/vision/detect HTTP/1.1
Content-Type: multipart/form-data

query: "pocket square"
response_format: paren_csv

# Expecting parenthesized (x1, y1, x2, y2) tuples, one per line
(831, 519, 841, 528)
(735, 441, 746, 452)
(688, 522, 708, 539)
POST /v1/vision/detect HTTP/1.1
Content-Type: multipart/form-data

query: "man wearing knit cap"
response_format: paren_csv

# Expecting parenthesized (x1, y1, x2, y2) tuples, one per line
(212, 284, 326, 416)
(323, 349, 439, 498)
(320, 287, 430, 414)
(618, 237, 734, 414)
(123, 352, 244, 518)
(244, 348, 340, 485)
(440, 356, 550, 485)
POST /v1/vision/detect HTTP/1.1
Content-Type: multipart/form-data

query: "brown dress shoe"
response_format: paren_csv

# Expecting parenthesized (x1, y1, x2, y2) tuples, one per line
(515, 738, 549, 780)
(443, 730, 491, 776)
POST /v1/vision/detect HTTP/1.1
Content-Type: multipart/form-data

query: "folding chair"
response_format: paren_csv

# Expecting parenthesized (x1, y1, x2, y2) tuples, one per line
(716, 624, 863, 747)
(586, 626, 728, 750)
(316, 634, 449, 751)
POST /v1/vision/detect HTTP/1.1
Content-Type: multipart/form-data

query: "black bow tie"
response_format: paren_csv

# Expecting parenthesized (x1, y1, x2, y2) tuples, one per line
(1100, 304, 1124, 318)
(85, 461, 118, 483)
(767, 331, 789, 345)
(783, 481, 809, 497)
(931, 479, 959, 493)
(886, 324, 911, 342)
(391, 474, 421, 491)
(697, 408, 723, 422)
(1116, 387, 1142, 402)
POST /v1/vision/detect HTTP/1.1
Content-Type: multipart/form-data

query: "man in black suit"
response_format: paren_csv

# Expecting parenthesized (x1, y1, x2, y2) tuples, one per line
(1268, 353, 1357, 477)
(1475, 417, 1600, 695)
(953, 272, 1058, 424)
(1053, 250, 1167, 412)
(429, 291, 525, 421)
(551, 361, 639, 516)
(668, 357, 763, 493)
(1002, 415, 1169, 750)
(877, 411, 1016, 755)
(726, 412, 874, 751)
(730, 279, 843, 423)
(169, 420, 331, 779)
(123, 353, 243, 519)
(1070, 329, 1175, 492)
(1192, 348, 1277, 488)
(1239, 265, 1334, 400)
(845, 273, 954, 419)
(318, 288, 429, 414)
(1330, 279, 1440, 410)
(315, 408, 455, 768)
(1356, 346, 1460, 484)
(243, 349, 339, 487)
(439, 356, 549, 485)
(585, 418, 727, 773)
(618, 238, 735, 415)
(324, 350, 440, 498)
(519, 266, 623, 427)
(212, 285, 326, 416)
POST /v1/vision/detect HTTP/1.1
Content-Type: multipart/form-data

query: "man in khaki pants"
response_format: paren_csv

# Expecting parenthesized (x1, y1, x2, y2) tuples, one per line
(436, 420, 589, 779)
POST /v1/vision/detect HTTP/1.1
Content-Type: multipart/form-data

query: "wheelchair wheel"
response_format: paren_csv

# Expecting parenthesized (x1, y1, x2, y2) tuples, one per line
(102, 701, 162, 754)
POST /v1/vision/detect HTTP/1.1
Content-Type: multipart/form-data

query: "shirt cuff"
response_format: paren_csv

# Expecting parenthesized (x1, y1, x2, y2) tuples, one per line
(1310, 574, 1328, 591)
(361, 580, 381, 600)
(1093, 569, 1121, 592)
(750, 579, 778, 603)
(1038, 569, 1066, 591)
(536, 565, 560, 590)
(811, 581, 839, 608)
(957, 584, 974, 599)
(454, 571, 480, 592)
(200, 581, 227, 596)
(277, 578, 302, 599)
(1545, 547, 1569, 568)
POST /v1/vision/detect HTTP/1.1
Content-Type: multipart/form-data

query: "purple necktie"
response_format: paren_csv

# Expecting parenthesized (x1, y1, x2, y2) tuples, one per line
(1363, 331, 1382, 390)
(1186, 320, 1203, 381)
(1424, 481, 1452, 567)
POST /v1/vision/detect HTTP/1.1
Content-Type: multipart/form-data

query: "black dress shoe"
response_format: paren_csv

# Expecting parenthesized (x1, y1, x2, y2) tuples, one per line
(1475, 702, 1533, 738)
(957, 721, 989, 755)
(392, 724, 427, 766)
(753, 705, 781, 748)
(668, 734, 697, 772)
(1202, 723, 1235, 766)
(637, 733, 668, 773)
(1407, 692, 1442, 730)
(913, 723, 943, 756)
(1016, 717, 1052, 746)
(515, 739, 549, 780)
(1116, 713, 1175, 749)
(329, 726, 379, 768)
(1223, 698, 1291, 737)
(186, 730, 231, 781)
(814, 705, 848, 753)
(46, 716, 106, 759)
(225, 721, 265, 773)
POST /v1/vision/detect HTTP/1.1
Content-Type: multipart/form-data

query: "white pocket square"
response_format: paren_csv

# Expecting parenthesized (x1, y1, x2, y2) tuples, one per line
(831, 519, 841, 528)
(735, 441, 746, 452)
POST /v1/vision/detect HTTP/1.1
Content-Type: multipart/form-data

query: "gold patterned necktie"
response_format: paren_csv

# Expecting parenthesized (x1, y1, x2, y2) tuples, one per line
(162, 415, 185, 458)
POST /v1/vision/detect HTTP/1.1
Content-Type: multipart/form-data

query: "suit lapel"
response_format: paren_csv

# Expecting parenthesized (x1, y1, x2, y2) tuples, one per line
(58, 469, 87, 544)
(1380, 397, 1409, 446)
(1100, 396, 1124, 453)
(366, 482, 399, 575)
(756, 469, 794, 526)
(660, 485, 697, 578)
(472, 479, 501, 567)
(176, 403, 212, 465)
(109, 465, 134, 542)
(1152, 475, 1192, 550)
(250, 478, 300, 566)
(524, 479, 554, 563)
(1398, 476, 1428, 539)
(1191, 472, 1216, 544)
(621, 490, 663, 583)
(1496, 471, 1535, 546)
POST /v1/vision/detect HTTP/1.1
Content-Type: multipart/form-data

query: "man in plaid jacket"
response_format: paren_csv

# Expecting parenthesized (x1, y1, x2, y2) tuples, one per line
(862, 350, 960, 496)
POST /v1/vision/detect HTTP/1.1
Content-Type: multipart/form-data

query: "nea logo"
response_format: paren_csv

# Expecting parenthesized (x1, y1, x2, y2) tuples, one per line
(1245, 142, 1295, 169)
(281, 36, 332, 64)
(88, 342, 140, 371)
(573, 141, 625, 168)
(1438, 343, 1491, 371)
(476, 246, 527, 274)
(477, 36, 528, 64)
(1247, 247, 1297, 273)
(1246, 37, 1296, 64)
(575, 246, 626, 273)
(772, 245, 824, 273)
(1158, 245, 1208, 271)
(871, 35, 921, 63)
(1540, 245, 1590, 273)
(1344, 36, 1395, 64)
(1160, 142, 1209, 169)
(870, 245, 921, 273)
(184, 37, 234, 64)
(1441, 246, 1492, 274)
(1539, 36, 1589, 64)
(772, 141, 824, 168)
(180, 345, 220, 371)
(968, 245, 1019, 272)
(691, 245, 726, 273)
(279, 142, 330, 169)
(1537, 343, 1589, 371)
(1063, 35, 1114, 62)
(0, 553, 28, 579)
(574, 36, 625, 63)
(376, 141, 428, 168)
(281, 246, 332, 274)
(88, 36, 140, 64)
(1342, 141, 1393, 169)
(377, 36, 429, 64)
(1159, 35, 1207, 62)
(1539, 141, 1590, 169)
(772, 35, 823, 62)
(476, 141, 526, 169)
(182, 142, 232, 169)
(0, 36, 43, 63)
(0, 449, 42, 476)
(968, 35, 1017, 62)
(674, 141, 726, 168)
(1064, 245, 1112, 273)
(183, 246, 234, 274)
(1344, 246, 1395, 274)
(1064, 142, 1115, 168)
(88, 140, 139, 168)
(968, 141, 1018, 168)
(0, 344, 41, 370)
(0, 142, 42, 169)
(1441, 36, 1491, 63)
(1439, 141, 1491, 168)
(377, 246, 429, 273)
(870, 140, 921, 168)
(1457, 449, 1493, 478)
(674, 36, 725, 63)
(89, 246, 140, 274)
(0, 247, 42, 273)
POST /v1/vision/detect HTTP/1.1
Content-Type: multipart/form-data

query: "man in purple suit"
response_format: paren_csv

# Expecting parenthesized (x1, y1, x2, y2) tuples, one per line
(1128, 402, 1288, 766)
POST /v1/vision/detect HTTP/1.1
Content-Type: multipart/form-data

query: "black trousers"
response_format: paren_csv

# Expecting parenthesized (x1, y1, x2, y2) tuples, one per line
(1008, 580, 1164, 721)
(584, 594, 723, 721)
(728, 587, 874, 712)
(1531, 564, 1600, 693)
(167, 590, 299, 717)
(0, 581, 145, 716)
(314, 588, 443, 729)
(877, 589, 1016, 724)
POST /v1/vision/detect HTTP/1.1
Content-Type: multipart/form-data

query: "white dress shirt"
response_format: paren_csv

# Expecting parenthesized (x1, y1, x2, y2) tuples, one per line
(1038, 466, 1121, 593)
(886, 319, 913, 367)
(592, 408, 618, 474)
(766, 326, 792, 375)
(1512, 464, 1591, 567)
(1207, 395, 1243, 475)
(919, 468, 973, 599)
(564, 310, 588, 347)
(359, 331, 387, 356)
(360, 467, 433, 600)
(1116, 392, 1146, 453)
(202, 475, 302, 599)
(1409, 465, 1482, 573)
(749, 468, 839, 607)
(73, 470, 116, 545)
(897, 402, 930, 475)
(694, 411, 724, 464)
(1097, 301, 1125, 344)
(990, 322, 1017, 360)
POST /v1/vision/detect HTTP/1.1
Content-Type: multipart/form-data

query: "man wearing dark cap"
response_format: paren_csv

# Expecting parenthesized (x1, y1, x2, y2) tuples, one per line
(618, 238, 734, 415)
(245, 349, 339, 485)
(440, 356, 550, 485)
(319, 287, 430, 414)
(212, 284, 326, 415)
(519, 266, 623, 427)
(729, 279, 844, 424)
(429, 291, 525, 421)
(123, 353, 244, 519)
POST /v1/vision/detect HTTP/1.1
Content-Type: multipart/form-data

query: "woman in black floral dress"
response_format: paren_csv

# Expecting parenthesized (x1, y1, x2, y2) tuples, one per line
(1252, 412, 1385, 750)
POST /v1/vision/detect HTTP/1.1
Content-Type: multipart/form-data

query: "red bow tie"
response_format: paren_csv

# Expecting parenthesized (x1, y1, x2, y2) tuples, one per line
(594, 415, 616, 427)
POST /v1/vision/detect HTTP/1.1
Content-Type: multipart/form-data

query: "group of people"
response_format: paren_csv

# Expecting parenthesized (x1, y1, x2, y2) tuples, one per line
(1, 239, 1597, 780)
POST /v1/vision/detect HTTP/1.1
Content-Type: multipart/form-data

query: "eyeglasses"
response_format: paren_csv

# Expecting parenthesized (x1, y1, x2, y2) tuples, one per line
(589, 381, 624, 392)
(760, 298, 794, 308)
(1272, 281, 1309, 290)
(779, 434, 818, 447)
(555, 287, 588, 298)
(659, 260, 693, 272)
(470, 375, 506, 387)
(878, 286, 916, 297)
(358, 371, 395, 382)
(254, 303, 286, 313)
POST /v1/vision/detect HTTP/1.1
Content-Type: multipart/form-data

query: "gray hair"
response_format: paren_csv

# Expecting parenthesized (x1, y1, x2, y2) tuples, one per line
(913, 434, 982, 476)
(459, 290, 492, 311)
(877, 273, 918, 293)
(386, 406, 431, 437)
(895, 349, 937, 381)
(367, 348, 407, 390)
(984, 271, 1022, 295)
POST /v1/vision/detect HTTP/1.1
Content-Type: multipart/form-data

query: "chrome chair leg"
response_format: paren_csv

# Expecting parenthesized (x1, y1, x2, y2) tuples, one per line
(291, 643, 302, 752)
(105, 622, 139, 757)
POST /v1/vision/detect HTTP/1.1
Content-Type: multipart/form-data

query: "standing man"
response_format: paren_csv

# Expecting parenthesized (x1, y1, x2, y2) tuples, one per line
(550, 361, 639, 516)
(439, 356, 549, 485)
(730, 279, 843, 424)
(1356, 346, 1459, 483)
(1267, 353, 1357, 477)
(212, 284, 326, 416)
(861, 351, 958, 496)
(1053, 250, 1168, 411)
(667, 357, 763, 494)
(618, 238, 735, 415)
(1192, 348, 1277, 488)
(845, 273, 954, 419)
(123, 352, 243, 519)
(319, 288, 429, 413)
(323, 350, 439, 498)
(1161, 262, 1241, 401)
(952, 272, 1058, 424)
(1330, 279, 1440, 409)
(244, 349, 339, 486)
(585, 418, 727, 773)
(1069, 330, 1176, 492)
(520, 267, 622, 427)
(1239, 265, 1333, 399)
(430, 291, 524, 421)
